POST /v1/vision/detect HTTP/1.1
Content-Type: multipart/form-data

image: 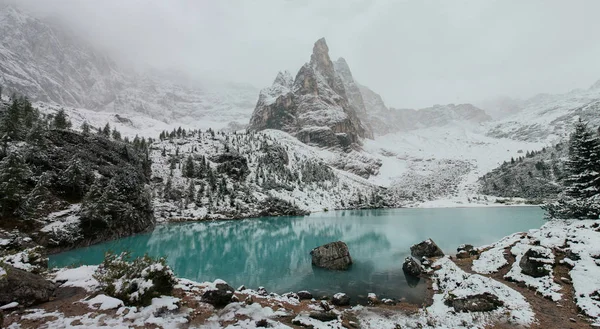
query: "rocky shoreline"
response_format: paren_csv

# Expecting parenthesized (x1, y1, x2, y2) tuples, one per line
(2, 219, 600, 328)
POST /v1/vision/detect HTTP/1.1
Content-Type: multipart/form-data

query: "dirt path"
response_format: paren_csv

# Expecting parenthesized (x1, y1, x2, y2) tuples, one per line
(454, 247, 594, 329)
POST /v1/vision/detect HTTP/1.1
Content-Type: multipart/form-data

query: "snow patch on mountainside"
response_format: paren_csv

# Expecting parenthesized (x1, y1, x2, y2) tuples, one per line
(364, 124, 546, 203)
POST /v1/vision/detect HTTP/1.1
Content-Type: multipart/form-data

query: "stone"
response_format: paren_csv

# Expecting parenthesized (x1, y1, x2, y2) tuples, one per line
(520, 248, 552, 278)
(255, 319, 269, 327)
(309, 311, 338, 322)
(201, 282, 235, 307)
(297, 291, 313, 300)
(381, 298, 397, 305)
(402, 257, 422, 277)
(310, 241, 353, 270)
(446, 292, 504, 312)
(367, 293, 379, 305)
(257, 287, 268, 296)
(456, 250, 470, 259)
(410, 239, 444, 258)
(0, 265, 56, 307)
(332, 293, 350, 306)
(457, 244, 478, 257)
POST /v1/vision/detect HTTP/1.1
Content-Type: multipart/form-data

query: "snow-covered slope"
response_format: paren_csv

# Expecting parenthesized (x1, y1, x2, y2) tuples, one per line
(363, 124, 545, 205)
(0, 5, 258, 126)
(149, 129, 387, 221)
(487, 82, 600, 142)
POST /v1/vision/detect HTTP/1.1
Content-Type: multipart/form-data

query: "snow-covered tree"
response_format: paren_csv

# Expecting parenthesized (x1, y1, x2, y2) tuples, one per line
(0, 152, 31, 216)
(544, 120, 600, 219)
(52, 109, 71, 130)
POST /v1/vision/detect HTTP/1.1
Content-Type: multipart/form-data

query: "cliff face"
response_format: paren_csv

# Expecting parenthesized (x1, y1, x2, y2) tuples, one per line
(249, 38, 372, 150)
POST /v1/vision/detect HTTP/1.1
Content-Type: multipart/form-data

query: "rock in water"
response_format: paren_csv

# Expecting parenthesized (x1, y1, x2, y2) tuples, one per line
(446, 292, 504, 312)
(331, 292, 350, 306)
(0, 265, 55, 307)
(456, 244, 477, 259)
(402, 257, 423, 277)
(410, 239, 444, 258)
(201, 281, 235, 307)
(310, 241, 353, 270)
(519, 247, 552, 277)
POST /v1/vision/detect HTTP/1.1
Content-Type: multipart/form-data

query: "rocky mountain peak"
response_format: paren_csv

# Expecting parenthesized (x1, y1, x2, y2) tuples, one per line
(249, 37, 371, 150)
(273, 71, 294, 88)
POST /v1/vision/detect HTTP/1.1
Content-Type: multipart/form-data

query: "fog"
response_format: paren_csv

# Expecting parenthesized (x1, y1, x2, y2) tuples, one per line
(12, 0, 600, 108)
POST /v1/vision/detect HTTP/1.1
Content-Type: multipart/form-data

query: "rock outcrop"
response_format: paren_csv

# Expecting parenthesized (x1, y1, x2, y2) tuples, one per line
(0, 265, 56, 307)
(402, 257, 423, 277)
(310, 241, 353, 270)
(410, 239, 445, 258)
(249, 38, 371, 150)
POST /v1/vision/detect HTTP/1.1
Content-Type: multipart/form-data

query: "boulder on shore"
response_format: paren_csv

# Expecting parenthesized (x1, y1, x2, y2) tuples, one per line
(410, 239, 444, 258)
(402, 257, 423, 277)
(0, 265, 56, 307)
(457, 244, 478, 259)
(519, 247, 552, 278)
(201, 281, 235, 307)
(446, 292, 504, 312)
(331, 292, 350, 306)
(310, 241, 353, 270)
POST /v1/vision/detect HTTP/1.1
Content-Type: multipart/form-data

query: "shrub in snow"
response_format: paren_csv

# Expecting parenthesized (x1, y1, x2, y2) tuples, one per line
(0, 246, 48, 274)
(94, 252, 176, 306)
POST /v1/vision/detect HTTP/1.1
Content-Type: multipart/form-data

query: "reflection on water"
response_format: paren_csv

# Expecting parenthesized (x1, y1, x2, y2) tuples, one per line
(50, 207, 545, 304)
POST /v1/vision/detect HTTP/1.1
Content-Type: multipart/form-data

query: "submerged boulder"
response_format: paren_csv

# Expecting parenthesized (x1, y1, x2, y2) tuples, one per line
(201, 280, 235, 307)
(310, 241, 353, 270)
(446, 292, 504, 312)
(520, 247, 552, 278)
(0, 265, 56, 307)
(402, 257, 423, 277)
(410, 239, 444, 258)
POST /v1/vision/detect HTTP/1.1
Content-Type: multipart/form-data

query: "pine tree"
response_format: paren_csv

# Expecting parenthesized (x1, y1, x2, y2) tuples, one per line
(183, 155, 195, 178)
(186, 180, 195, 204)
(81, 121, 91, 134)
(53, 109, 71, 130)
(111, 128, 122, 141)
(564, 120, 600, 199)
(0, 152, 31, 215)
(0, 98, 22, 141)
(102, 123, 111, 137)
(543, 120, 600, 219)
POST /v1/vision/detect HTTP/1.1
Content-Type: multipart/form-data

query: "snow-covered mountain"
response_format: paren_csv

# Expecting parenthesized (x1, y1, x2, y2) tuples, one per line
(487, 82, 600, 142)
(0, 5, 258, 126)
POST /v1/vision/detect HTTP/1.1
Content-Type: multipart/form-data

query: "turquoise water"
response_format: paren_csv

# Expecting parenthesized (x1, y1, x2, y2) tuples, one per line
(50, 207, 545, 304)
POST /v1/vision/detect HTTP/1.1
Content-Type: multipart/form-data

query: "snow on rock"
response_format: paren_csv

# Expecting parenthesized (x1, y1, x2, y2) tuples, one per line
(53, 265, 99, 291)
(504, 243, 562, 301)
(83, 294, 124, 310)
(472, 232, 526, 274)
(356, 257, 534, 328)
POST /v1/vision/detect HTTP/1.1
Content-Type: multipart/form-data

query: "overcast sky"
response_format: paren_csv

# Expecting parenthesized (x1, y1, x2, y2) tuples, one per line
(12, 0, 600, 108)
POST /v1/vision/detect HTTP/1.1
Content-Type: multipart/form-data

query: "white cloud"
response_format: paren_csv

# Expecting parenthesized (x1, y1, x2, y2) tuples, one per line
(10, 0, 600, 108)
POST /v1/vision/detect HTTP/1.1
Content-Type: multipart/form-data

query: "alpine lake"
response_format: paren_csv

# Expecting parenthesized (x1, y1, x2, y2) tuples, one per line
(50, 207, 545, 304)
